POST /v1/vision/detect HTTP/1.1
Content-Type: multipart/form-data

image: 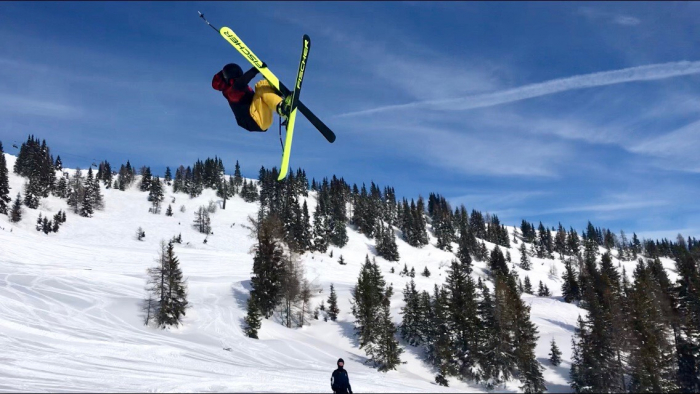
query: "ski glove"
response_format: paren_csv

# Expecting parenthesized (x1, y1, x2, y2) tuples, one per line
(232, 66, 260, 90)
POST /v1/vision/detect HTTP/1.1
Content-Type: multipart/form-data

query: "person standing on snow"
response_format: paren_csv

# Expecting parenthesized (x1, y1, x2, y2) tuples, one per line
(212, 63, 292, 132)
(331, 358, 352, 394)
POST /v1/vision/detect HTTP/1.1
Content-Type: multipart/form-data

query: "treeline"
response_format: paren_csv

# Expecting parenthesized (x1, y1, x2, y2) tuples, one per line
(6, 136, 104, 221)
(400, 249, 545, 391)
(6, 134, 700, 392)
(565, 237, 700, 393)
(243, 213, 317, 338)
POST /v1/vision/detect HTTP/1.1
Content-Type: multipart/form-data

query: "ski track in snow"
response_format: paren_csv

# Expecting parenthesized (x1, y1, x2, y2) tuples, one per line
(0, 153, 679, 392)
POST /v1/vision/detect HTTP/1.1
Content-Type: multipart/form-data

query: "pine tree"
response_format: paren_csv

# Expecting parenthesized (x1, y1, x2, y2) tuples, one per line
(352, 256, 386, 351)
(312, 195, 330, 252)
(97, 161, 113, 188)
(422, 266, 431, 277)
(444, 259, 480, 380)
(243, 296, 261, 339)
(510, 276, 546, 393)
(80, 168, 95, 217)
(524, 276, 533, 294)
(481, 274, 518, 386)
(298, 201, 313, 251)
(53, 175, 68, 198)
(457, 219, 476, 269)
(148, 176, 164, 214)
(319, 176, 347, 248)
(165, 204, 173, 217)
(164, 166, 172, 185)
(400, 280, 420, 345)
(139, 166, 152, 192)
(429, 284, 458, 382)
(338, 255, 346, 265)
(478, 240, 489, 262)
(233, 160, 243, 189)
(476, 280, 513, 386)
(327, 283, 340, 321)
(627, 259, 678, 393)
(562, 258, 581, 303)
(674, 251, 700, 393)
(520, 243, 531, 270)
(145, 241, 189, 328)
(367, 298, 403, 372)
(250, 215, 286, 318)
(10, 193, 22, 222)
(68, 168, 83, 214)
(42, 216, 51, 234)
(414, 197, 429, 246)
(352, 183, 370, 237)
(23, 178, 40, 209)
(549, 339, 562, 366)
(0, 142, 10, 215)
(90, 168, 104, 210)
(375, 221, 399, 261)
(570, 277, 626, 393)
(489, 246, 509, 277)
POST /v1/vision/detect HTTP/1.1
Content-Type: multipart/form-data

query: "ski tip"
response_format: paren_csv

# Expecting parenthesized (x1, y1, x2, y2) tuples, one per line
(303, 34, 310, 42)
(198, 10, 203, 16)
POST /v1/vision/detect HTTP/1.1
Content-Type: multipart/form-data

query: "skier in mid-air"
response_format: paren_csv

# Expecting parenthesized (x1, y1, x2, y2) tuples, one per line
(330, 358, 352, 394)
(212, 63, 292, 132)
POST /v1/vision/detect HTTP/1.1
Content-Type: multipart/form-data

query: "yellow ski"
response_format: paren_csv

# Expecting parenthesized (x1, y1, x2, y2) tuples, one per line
(218, 27, 281, 92)
(278, 35, 310, 180)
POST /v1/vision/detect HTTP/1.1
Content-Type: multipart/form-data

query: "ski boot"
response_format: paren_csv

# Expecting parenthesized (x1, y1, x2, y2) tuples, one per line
(276, 95, 292, 127)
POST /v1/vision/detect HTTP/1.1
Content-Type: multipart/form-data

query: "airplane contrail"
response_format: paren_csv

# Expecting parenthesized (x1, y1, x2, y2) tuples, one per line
(337, 60, 700, 118)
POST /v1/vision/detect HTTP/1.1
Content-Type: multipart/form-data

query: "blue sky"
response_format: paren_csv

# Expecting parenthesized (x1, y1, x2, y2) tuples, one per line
(1, 1, 699, 240)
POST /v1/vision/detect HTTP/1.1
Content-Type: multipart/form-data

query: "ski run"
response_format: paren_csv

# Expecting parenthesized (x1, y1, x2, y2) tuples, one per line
(0, 151, 682, 392)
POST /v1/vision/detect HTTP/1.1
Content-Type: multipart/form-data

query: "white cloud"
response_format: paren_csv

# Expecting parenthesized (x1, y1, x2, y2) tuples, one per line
(450, 190, 549, 207)
(0, 93, 83, 118)
(343, 117, 571, 177)
(577, 7, 641, 27)
(635, 228, 700, 241)
(629, 119, 700, 172)
(337, 60, 700, 118)
(275, 13, 505, 102)
(613, 15, 641, 26)
(537, 200, 669, 215)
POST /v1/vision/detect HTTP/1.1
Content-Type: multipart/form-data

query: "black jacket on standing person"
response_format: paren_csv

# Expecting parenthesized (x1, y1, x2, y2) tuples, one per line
(331, 358, 352, 393)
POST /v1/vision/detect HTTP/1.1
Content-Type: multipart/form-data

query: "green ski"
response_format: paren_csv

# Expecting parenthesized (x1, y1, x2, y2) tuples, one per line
(278, 35, 310, 181)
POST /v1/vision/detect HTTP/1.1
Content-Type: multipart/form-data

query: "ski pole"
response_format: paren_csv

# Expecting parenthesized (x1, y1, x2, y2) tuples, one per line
(198, 11, 219, 32)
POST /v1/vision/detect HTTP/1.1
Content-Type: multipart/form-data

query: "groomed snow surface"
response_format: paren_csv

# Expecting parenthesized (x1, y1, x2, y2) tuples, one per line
(0, 153, 678, 392)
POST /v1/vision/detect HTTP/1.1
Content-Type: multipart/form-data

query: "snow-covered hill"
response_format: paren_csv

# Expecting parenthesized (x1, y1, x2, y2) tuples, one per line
(0, 153, 679, 392)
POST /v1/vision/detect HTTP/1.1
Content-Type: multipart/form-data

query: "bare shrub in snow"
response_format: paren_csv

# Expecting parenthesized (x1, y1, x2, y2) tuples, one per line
(207, 199, 217, 214)
(193, 206, 211, 234)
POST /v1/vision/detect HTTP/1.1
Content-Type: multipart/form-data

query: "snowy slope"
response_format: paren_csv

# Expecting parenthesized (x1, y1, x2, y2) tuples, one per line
(0, 153, 678, 392)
